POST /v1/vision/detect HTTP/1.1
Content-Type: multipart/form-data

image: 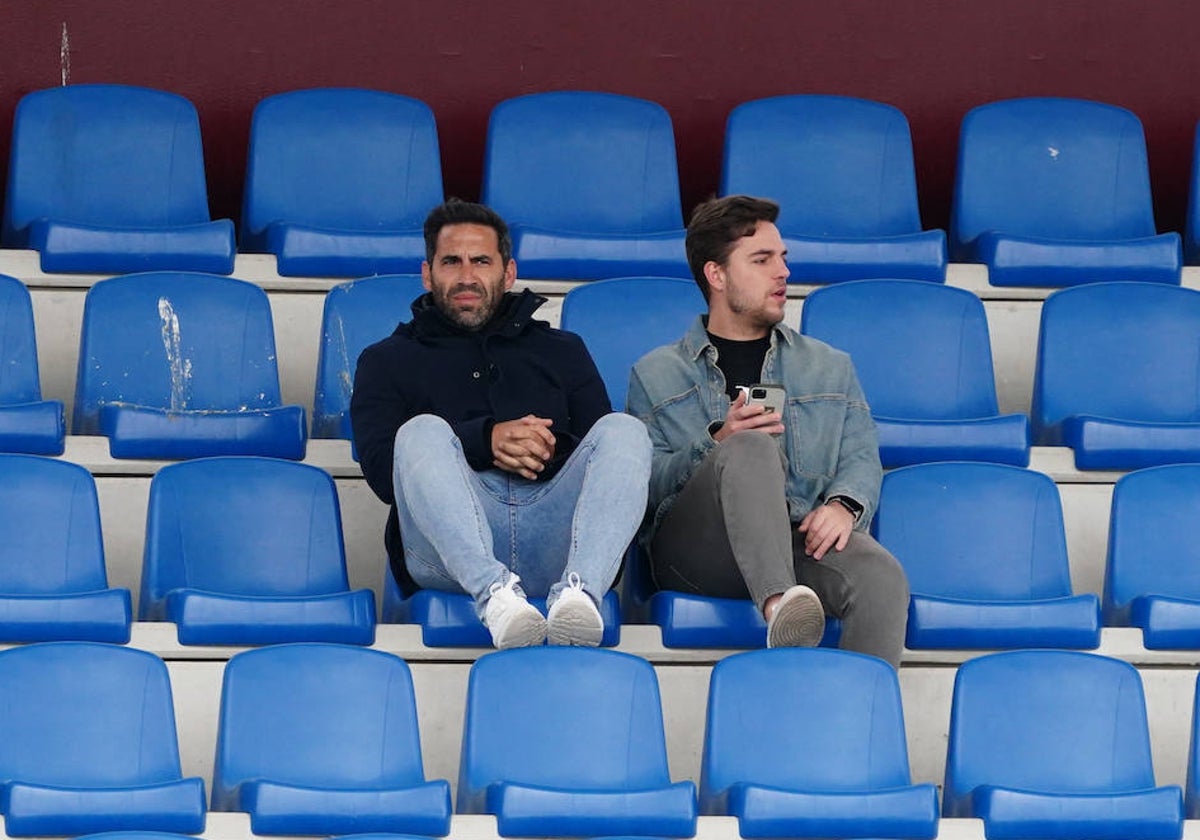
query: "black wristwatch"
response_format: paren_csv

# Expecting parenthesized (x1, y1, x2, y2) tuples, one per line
(827, 495, 863, 522)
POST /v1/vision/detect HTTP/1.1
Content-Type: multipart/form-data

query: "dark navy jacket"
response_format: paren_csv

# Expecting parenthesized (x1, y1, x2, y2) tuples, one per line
(350, 288, 611, 589)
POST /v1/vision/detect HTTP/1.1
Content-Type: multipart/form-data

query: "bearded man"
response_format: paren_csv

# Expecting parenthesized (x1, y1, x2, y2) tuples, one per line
(352, 199, 650, 649)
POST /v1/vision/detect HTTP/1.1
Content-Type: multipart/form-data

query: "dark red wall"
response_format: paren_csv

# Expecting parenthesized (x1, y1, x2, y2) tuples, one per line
(6, 1, 1199, 235)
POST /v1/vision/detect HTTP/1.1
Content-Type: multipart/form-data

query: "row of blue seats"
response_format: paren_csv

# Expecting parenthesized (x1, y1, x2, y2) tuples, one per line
(5, 84, 1200, 286)
(3, 450, 1197, 652)
(5, 268, 1200, 472)
(0, 641, 1195, 840)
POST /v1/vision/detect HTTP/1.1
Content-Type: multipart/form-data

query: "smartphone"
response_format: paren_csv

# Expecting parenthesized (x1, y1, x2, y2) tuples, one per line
(741, 383, 786, 414)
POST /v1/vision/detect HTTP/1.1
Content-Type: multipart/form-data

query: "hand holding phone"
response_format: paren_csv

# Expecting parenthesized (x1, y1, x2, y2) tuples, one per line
(715, 384, 786, 441)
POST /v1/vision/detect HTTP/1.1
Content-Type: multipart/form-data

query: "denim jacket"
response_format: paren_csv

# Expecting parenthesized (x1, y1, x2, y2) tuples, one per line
(627, 315, 882, 540)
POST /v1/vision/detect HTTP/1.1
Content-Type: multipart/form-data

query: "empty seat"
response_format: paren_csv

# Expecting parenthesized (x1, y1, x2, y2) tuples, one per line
(241, 88, 443, 277)
(721, 95, 946, 283)
(0, 455, 130, 643)
(944, 650, 1183, 840)
(139, 457, 375, 645)
(212, 644, 451, 836)
(559, 276, 706, 411)
(801, 279, 1029, 467)
(1032, 282, 1200, 469)
(482, 91, 689, 280)
(875, 461, 1100, 649)
(702, 648, 938, 838)
(1104, 464, 1200, 648)
(313, 274, 425, 440)
(458, 647, 697, 836)
(1, 84, 234, 275)
(951, 97, 1180, 287)
(0, 273, 64, 454)
(73, 271, 306, 460)
(0, 642, 206, 836)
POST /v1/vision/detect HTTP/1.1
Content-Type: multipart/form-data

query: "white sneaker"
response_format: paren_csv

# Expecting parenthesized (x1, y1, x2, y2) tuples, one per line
(766, 584, 825, 648)
(546, 573, 604, 646)
(482, 574, 546, 649)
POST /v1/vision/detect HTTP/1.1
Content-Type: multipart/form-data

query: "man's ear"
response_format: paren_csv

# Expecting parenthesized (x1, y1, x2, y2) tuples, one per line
(704, 260, 725, 294)
(503, 258, 517, 290)
(421, 262, 432, 291)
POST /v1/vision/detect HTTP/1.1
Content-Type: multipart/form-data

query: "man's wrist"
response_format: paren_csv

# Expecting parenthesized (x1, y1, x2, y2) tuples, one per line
(827, 495, 863, 522)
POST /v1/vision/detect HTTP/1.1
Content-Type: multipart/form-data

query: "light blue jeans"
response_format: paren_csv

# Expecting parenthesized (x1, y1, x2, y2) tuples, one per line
(392, 412, 651, 616)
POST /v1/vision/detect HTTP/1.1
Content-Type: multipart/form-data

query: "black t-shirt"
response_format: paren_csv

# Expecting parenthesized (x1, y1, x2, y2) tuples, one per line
(709, 332, 770, 401)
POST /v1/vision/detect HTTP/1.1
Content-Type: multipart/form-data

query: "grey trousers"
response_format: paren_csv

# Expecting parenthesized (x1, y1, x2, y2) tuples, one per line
(649, 431, 909, 668)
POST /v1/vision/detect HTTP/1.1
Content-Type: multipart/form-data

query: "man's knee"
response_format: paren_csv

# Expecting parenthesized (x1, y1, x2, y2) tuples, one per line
(393, 414, 455, 461)
(589, 413, 651, 461)
(713, 430, 786, 474)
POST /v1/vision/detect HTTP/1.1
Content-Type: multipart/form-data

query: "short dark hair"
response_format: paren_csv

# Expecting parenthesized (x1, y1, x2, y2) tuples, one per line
(423, 198, 513, 265)
(685, 195, 780, 301)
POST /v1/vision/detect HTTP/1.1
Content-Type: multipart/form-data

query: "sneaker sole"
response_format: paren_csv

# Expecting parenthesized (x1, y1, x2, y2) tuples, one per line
(493, 611, 547, 649)
(547, 601, 604, 646)
(767, 586, 825, 648)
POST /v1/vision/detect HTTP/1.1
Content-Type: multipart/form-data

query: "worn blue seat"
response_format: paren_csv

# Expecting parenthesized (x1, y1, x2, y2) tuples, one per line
(313, 274, 425, 440)
(139, 457, 375, 646)
(876, 461, 1100, 649)
(0, 273, 63, 454)
(482, 91, 689, 280)
(458, 647, 697, 836)
(241, 89, 443, 277)
(1104, 464, 1200, 648)
(801, 279, 1029, 467)
(0, 455, 130, 643)
(951, 97, 1180, 287)
(73, 272, 306, 460)
(702, 648, 938, 838)
(1, 84, 234, 275)
(559, 276, 705, 411)
(722, 95, 946, 283)
(212, 644, 451, 835)
(1033, 282, 1200, 469)
(0, 642, 206, 836)
(945, 651, 1183, 840)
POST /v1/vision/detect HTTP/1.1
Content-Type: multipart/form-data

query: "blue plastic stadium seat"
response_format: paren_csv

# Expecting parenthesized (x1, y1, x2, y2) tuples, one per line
(702, 649, 938, 838)
(313, 274, 426, 440)
(1104, 464, 1200, 648)
(951, 97, 1180, 287)
(944, 651, 1183, 840)
(212, 644, 451, 836)
(482, 91, 689, 280)
(875, 462, 1100, 649)
(0, 642, 206, 836)
(139, 457, 375, 646)
(0, 455, 130, 642)
(386, 586, 622, 647)
(722, 95, 946, 284)
(1032, 282, 1200, 469)
(73, 272, 306, 460)
(458, 647, 697, 837)
(648, 586, 842, 650)
(241, 89, 443, 277)
(0, 274, 64, 454)
(801, 279, 1029, 467)
(559, 277, 706, 411)
(1, 84, 234, 275)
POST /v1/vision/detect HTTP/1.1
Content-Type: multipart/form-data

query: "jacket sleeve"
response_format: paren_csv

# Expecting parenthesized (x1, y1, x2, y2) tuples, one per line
(349, 342, 408, 505)
(823, 362, 883, 527)
(626, 363, 718, 510)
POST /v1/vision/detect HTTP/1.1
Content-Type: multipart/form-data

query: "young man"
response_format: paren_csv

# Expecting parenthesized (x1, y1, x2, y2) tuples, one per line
(627, 195, 909, 666)
(351, 199, 651, 649)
